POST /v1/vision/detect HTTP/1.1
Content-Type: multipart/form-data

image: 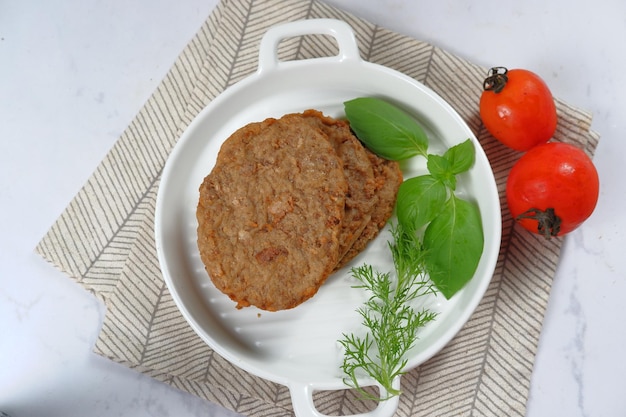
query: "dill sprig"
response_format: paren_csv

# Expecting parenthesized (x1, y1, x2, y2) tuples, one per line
(339, 223, 438, 401)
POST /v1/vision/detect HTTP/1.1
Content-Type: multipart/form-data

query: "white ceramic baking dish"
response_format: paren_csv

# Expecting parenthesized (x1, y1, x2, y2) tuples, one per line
(155, 18, 501, 417)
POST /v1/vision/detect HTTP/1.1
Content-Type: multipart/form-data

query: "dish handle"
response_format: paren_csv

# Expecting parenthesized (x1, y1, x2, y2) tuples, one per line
(288, 377, 401, 417)
(258, 18, 361, 74)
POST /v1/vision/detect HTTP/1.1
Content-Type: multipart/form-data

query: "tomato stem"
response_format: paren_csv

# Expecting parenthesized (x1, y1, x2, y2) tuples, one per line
(483, 67, 509, 93)
(515, 208, 561, 239)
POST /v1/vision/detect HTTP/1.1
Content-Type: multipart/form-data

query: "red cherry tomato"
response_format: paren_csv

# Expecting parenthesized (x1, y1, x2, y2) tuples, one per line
(506, 142, 599, 238)
(480, 67, 557, 151)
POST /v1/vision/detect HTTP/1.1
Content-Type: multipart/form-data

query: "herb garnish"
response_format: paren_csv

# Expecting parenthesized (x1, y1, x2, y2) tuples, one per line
(344, 97, 484, 299)
(344, 97, 428, 160)
(339, 224, 437, 400)
(340, 97, 485, 399)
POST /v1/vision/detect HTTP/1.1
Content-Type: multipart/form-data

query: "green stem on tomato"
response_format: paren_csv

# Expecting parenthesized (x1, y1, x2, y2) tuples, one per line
(515, 207, 562, 239)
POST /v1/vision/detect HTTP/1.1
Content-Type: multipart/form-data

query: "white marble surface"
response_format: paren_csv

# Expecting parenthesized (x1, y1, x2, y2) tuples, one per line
(1, 0, 624, 416)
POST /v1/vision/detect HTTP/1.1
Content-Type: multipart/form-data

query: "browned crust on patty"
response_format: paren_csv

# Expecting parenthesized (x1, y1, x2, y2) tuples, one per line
(196, 115, 347, 311)
(300, 110, 378, 259)
(336, 148, 403, 269)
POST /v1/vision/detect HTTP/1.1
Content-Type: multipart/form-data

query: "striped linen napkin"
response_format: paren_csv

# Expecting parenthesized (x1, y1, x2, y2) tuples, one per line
(36, 0, 600, 415)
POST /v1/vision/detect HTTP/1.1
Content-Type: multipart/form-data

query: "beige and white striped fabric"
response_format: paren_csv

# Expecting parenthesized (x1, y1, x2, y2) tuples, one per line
(36, 0, 600, 416)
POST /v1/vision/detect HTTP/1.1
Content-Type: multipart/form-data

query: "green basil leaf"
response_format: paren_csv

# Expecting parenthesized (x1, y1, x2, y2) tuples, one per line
(444, 139, 475, 175)
(344, 97, 428, 160)
(423, 195, 484, 299)
(427, 154, 456, 190)
(396, 175, 448, 231)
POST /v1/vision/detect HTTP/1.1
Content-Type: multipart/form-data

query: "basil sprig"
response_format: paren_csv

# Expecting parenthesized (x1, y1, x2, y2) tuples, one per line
(344, 97, 428, 160)
(345, 97, 484, 299)
(423, 195, 484, 298)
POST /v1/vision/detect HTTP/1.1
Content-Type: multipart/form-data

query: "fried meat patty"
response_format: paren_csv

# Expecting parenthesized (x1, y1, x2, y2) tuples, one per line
(197, 111, 401, 311)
